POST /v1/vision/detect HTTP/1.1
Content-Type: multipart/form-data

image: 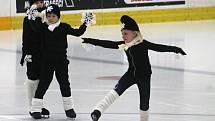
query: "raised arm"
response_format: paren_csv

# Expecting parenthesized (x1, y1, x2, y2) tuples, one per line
(144, 40, 186, 55)
(66, 23, 87, 37)
(29, 17, 44, 33)
(82, 38, 124, 49)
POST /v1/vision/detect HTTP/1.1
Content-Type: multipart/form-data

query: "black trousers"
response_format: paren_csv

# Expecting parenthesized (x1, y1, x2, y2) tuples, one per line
(26, 53, 41, 80)
(35, 55, 71, 99)
(114, 71, 151, 111)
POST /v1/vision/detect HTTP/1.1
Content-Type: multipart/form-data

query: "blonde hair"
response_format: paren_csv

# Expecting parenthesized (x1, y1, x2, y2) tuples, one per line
(132, 31, 143, 41)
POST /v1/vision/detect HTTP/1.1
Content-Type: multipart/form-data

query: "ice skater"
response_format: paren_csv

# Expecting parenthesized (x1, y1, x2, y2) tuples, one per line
(27, 4, 96, 119)
(20, 0, 49, 118)
(82, 15, 186, 121)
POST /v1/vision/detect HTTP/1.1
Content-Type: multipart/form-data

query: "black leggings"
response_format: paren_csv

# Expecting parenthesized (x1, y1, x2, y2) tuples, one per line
(114, 71, 151, 111)
(34, 56, 71, 99)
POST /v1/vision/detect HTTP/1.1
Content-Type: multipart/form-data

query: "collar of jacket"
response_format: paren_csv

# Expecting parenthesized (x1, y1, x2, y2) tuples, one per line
(118, 34, 143, 51)
(47, 20, 61, 31)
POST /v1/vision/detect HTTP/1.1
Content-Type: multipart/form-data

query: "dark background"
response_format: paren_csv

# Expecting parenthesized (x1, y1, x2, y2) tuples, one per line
(16, 0, 185, 13)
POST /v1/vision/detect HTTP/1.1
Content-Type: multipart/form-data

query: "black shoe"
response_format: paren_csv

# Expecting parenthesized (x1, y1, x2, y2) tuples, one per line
(41, 108, 50, 118)
(65, 109, 76, 119)
(91, 110, 101, 121)
(31, 112, 42, 119)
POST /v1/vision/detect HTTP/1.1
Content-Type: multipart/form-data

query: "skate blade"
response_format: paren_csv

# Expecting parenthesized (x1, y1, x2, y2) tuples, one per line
(66, 117, 76, 120)
(42, 115, 50, 119)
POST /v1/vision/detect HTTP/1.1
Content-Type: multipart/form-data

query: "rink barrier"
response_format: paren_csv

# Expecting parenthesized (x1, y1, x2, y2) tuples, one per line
(0, 6, 215, 30)
(0, 17, 12, 30)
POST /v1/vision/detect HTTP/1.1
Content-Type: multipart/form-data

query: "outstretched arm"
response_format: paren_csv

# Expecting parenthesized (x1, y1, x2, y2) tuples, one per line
(144, 40, 186, 55)
(66, 23, 87, 37)
(82, 38, 124, 49)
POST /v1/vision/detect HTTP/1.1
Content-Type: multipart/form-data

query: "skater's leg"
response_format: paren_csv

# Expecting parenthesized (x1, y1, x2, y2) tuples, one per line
(25, 53, 41, 112)
(62, 96, 76, 119)
(137, 75, 151, 121)
(30, 61, 54, 118)
(55, 58, 71, 97)
(30, 98, 43, 119)
(91, 72, 135, 121)
(94, 90, 119, 113)
(34, 57, 54, 99)
(55, 58, 76, 119)
(24, 79, 39, 110)
(140, 110, 149, 121)
(91, 90, 119, 121)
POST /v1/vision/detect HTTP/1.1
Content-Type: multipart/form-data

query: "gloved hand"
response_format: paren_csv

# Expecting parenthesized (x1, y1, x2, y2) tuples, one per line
(20, 54, 32, 66)
(26, 4, 38, 20)
(173, 46, 187, 55)
(81, 11, 96, 26)
(25, 54, 32, 62)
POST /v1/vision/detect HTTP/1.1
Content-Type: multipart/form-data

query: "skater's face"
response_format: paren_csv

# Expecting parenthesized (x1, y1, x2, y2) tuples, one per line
(47, 13, 59, 24)
(35, 1, 45, 9)
(121, 29, 137, 43)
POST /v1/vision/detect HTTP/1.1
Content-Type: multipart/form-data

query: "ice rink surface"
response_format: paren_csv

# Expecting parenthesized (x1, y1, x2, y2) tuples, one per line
(0, 20, 215, 121)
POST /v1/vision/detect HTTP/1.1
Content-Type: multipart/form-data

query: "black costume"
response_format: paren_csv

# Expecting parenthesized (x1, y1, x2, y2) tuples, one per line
(82, 38, 185, 111)
(30, 19, 87, 99)
(82, 15, 186, 121)
(20, 0, 50, 118)
(29, 4, 87, 119)
(20, 5, 45, 80)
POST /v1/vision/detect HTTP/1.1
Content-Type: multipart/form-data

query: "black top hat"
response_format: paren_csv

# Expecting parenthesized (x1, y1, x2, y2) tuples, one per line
(120, 15, 140, 31)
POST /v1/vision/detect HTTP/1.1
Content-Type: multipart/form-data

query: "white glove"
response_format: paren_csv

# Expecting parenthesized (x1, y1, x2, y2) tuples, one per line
(81, 11, 96, 26)
(27, 5, 39, 20)
(24, 55, 32, 65)
(36, 10, 47, 23)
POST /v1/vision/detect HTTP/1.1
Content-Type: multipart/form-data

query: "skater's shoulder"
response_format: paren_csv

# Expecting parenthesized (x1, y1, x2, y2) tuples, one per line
(23, 16, 29, 22)
(60, 22, 69, 26)
(58, 22, 71, 28)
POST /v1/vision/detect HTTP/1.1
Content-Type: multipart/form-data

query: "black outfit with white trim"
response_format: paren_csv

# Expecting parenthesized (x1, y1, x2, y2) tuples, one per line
(30, 19, 87, 99)
(82, 38, 185, 111)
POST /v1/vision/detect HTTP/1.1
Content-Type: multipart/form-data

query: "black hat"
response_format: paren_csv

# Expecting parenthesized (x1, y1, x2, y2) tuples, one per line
(29, 0, 44, 6)
(24, 0, 44, 9)
(46, 4, 61, 18)
(120, 15, 139, 31)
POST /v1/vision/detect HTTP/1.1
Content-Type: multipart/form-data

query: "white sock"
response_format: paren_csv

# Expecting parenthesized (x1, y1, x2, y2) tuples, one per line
(24, 79, 39, 110)
(140, 110, 149, 121)
(94, 90, 119, 113)
(62, 96, 75, 111)
(30, 98, 43, 113)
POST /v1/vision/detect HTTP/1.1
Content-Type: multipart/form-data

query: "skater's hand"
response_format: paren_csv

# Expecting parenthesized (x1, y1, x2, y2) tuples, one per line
(81, 11, 96, 26)
(27, 5, 39, 20)
(20, 55, 32, 66)
(24, 55, 32, 64)
(173, 47, 187, 55)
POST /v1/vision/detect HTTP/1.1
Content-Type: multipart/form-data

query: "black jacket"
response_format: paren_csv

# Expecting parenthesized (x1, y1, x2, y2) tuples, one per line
(20, 17, 43, 65)
(82, 38, 185, 77)
(20, 7, 47, 66)
(30, 19, 87, 56)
